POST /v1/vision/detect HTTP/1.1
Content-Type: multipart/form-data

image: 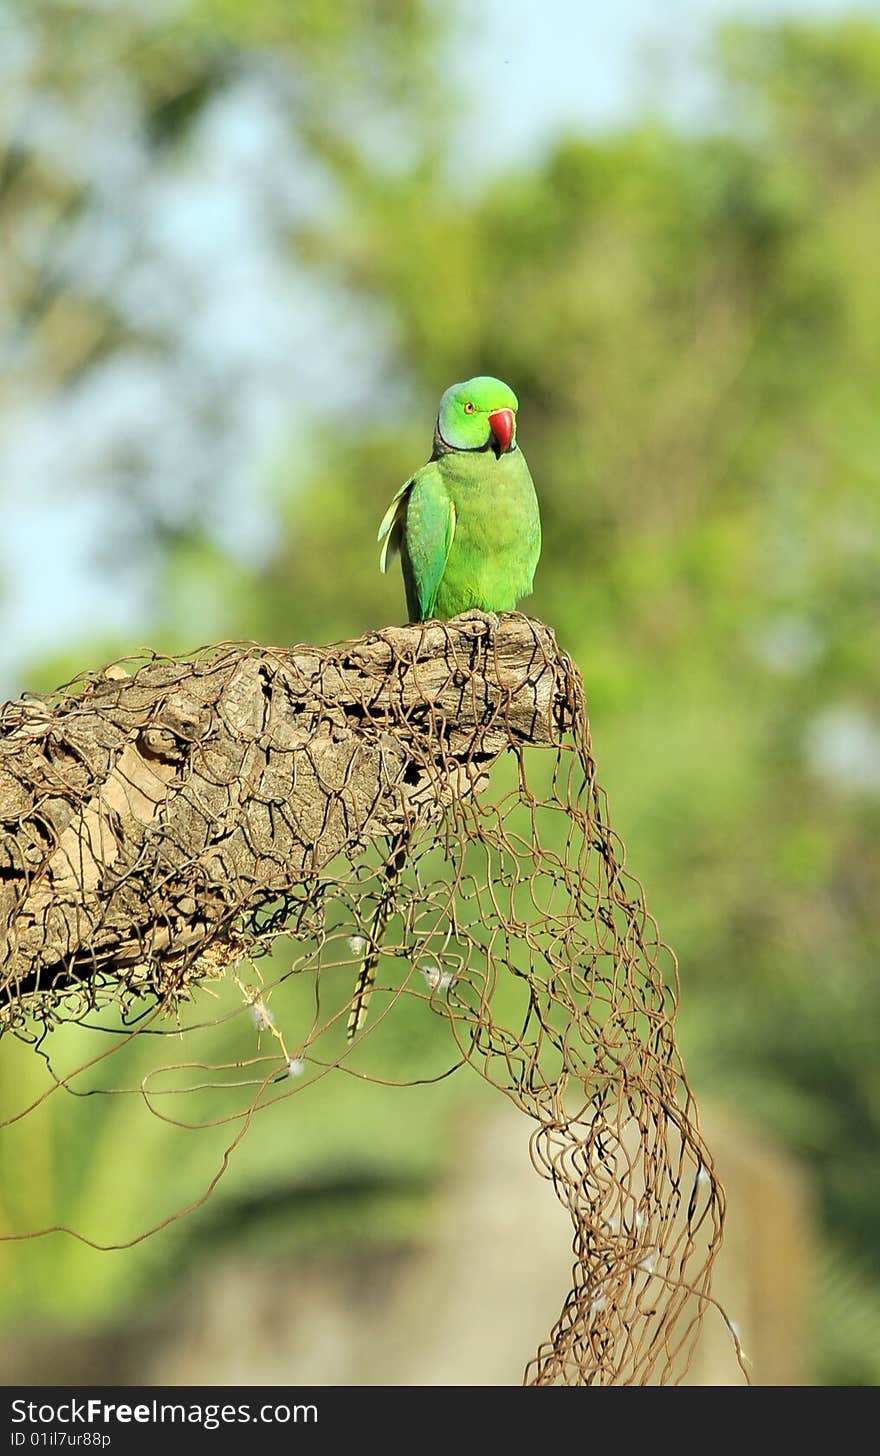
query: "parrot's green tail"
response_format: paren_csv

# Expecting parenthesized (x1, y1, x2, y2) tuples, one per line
(346, 837, 408, 1042)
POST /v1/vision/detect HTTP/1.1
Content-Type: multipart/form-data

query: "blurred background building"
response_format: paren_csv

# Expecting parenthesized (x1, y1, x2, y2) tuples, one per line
(1, 0, 878, 1385)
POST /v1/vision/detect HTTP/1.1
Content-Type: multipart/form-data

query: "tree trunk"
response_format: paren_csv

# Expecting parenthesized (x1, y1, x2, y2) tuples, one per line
(0, 614, 578, 1026)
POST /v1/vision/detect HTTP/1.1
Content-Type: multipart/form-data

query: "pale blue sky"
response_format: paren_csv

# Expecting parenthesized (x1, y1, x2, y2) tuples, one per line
(463, 0, 879, 166)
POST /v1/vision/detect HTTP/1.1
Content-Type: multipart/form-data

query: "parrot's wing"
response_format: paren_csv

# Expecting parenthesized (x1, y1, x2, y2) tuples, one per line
(378, 465, 456, 620)
(378, 478, 411, 574)
(398, 466, 456, 620)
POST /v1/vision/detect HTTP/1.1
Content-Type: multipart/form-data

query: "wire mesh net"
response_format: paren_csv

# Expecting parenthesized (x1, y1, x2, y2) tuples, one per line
(0, 614, 746, 1384)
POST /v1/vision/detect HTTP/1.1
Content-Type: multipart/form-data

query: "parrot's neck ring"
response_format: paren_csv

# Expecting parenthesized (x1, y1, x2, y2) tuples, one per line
(433, 421, 517, 459)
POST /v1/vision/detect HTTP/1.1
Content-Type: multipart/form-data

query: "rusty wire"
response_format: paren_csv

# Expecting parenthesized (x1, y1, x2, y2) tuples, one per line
(0, 614, 747, 1385)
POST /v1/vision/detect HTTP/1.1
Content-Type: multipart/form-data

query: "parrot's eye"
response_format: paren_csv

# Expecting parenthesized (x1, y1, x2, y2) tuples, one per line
(463, 401, 475, 414)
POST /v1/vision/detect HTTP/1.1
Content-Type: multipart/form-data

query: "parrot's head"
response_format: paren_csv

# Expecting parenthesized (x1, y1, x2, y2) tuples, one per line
(434, 376, 519, 460)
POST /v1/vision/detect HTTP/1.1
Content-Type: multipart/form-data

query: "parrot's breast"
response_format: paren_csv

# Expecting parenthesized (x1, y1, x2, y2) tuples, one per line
(432, 450, 541, 618)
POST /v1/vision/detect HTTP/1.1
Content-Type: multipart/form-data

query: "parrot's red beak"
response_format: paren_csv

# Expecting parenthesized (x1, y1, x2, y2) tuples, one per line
(488, 408, 514, 455)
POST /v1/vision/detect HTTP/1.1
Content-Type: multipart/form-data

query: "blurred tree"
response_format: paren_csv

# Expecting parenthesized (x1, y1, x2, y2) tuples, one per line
(1, 0, 438, 383)
(0, 0, 441, 676)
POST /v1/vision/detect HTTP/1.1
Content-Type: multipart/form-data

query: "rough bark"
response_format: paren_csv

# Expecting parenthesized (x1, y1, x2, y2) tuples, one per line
(0, 614, 577, 1026)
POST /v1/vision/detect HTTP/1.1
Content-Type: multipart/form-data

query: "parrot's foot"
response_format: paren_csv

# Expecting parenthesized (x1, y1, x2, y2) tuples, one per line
(455, 609, 501, 632)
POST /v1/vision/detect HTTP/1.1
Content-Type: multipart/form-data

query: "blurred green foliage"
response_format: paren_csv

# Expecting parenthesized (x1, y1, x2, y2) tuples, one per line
(2, 3, 879, 1384)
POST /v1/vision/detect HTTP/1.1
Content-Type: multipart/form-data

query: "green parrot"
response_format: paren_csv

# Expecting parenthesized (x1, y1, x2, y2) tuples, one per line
(377, 374, 541, 622)
(346, 376, 541, 1041)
